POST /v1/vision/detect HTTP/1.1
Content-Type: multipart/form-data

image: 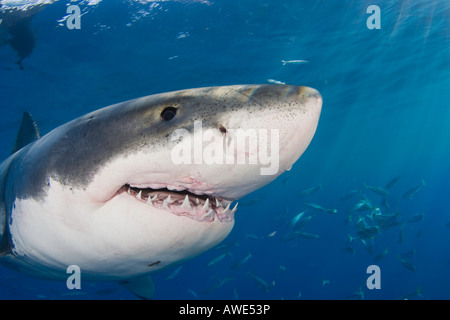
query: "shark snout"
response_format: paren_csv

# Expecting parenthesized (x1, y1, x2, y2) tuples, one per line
(273, 85, 322, 174)
(307, 87, 323, 114)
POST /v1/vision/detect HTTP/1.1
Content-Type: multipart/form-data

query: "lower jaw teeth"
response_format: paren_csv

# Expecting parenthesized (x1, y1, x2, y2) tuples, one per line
(201, 209, 215, 219)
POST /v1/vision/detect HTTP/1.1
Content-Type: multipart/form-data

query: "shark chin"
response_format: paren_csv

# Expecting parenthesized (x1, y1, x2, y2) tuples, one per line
(0, 84, 322, 299)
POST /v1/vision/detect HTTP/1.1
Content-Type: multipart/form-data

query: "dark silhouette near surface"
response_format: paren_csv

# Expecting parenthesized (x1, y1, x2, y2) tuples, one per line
(0, 5, 44, 70)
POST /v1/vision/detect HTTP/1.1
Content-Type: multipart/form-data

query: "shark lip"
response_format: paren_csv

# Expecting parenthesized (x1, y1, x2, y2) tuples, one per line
(120, 184, 237, 223)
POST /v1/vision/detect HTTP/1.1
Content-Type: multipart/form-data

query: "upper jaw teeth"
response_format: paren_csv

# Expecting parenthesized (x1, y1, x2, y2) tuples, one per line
(124, 185, 236, 222)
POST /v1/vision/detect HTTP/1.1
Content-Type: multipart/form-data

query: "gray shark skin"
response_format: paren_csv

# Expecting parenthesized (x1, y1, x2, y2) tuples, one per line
(0, 84, 322, 298)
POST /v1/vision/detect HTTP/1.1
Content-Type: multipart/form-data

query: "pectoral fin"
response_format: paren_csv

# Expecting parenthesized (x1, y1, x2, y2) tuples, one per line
(119, 275, 155, 300)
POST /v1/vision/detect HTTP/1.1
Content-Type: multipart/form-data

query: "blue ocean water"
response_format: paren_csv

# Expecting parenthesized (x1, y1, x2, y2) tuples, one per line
(0, 0, 449, 300)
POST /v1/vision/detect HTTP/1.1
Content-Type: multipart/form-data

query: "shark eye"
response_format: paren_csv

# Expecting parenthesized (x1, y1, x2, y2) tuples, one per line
(161, 107, 177, 121)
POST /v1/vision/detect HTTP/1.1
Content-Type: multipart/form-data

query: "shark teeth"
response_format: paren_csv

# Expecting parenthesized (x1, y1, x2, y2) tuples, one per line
(201, 208, 215, 219)
(201, 198, 210, 212)
(216, 201, 237, 222)
(162, 198, 170, 210)
(123, 185, 235, 223)
(146, 193, 158, 206)
(181, 195, 191, 209)
(223, 202, 231, 214)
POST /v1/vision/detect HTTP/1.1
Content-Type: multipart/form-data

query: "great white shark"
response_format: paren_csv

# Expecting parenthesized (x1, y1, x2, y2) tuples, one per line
(0, 84, 322, 299)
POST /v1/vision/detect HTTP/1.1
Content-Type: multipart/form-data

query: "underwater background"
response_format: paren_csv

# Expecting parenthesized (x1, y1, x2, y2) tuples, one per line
(0, 0, 449, 300)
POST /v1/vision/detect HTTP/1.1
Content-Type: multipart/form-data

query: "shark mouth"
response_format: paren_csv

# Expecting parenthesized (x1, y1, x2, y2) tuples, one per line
(120, 184, 237, 223)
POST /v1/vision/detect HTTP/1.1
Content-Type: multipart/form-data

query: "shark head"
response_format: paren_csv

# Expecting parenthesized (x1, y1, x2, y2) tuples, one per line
(7, 84, 321, 279)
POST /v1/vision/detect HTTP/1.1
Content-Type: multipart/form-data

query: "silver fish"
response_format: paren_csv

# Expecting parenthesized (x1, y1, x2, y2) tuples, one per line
(297, 185, 322, 197)
(402, 179, 426, 199)
(231, 253, 253, 270)
(207, 252, 231, 267)
(165, 266, 183, 280)
(248, 272, 271, 293)
(304, 202, 337, 214)
(385, 176, 401, 189)
(408, 213, 424, 223)
(364, 184, 389, 196)
(288, 210, 308, 229)
(281, 59, 309, 65)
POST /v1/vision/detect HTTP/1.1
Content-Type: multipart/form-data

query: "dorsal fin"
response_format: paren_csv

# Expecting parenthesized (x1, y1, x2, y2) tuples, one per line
(12, 112, 40, 154)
